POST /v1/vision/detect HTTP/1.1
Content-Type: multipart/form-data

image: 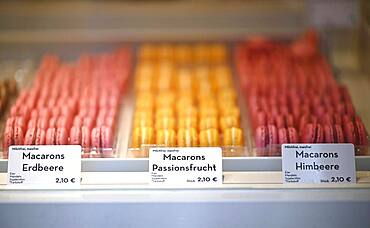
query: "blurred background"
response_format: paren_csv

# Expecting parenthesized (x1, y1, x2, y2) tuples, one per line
(0, 0, 368, 71)
(0, 0, 369, 123)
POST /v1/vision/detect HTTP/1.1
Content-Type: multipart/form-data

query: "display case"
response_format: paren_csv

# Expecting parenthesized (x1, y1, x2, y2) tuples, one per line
(0, 1, 369, 227)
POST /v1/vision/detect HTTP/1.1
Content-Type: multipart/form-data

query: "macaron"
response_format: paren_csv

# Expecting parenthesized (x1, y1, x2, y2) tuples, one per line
(5, 117, 15, 127)
(13, 126, 24, 145)
(46, 128, 57, 145)
(3, 126, 14, 150)
(31, 109, 39, 118)
(56, 127, 68, 145)
(324, 124, 344, 143)
(27, 117, 38, 129)
(101, 126, 113, 148)
(342, 115, 353, 125)
(278, 127, 298, 144)
(199, 128, 220, 147)
(131, 127, 154, 148)
(344, 118, 368, 145)
(36, 98, 47, 109)
(82, 116, 95, 130)
(51, 106, 61, 117)
(37, 117, 49, 130)
(301, 123, 323, 143)
(47, 99, 58, 109)
(275, 114, 294, 129)
(69, 126, 82, 145)
(199, 107, 218, 118)
(133, 117, 153, 128)
(177, 106, 198, 118)
(59, 106, 72, 117)
(254, 111, 267, 128)
(321, 113, 342, 126)
(15, 117, 26, 132)
(48, 116, 58, 128)
(156, 129, 176, 147)
(81, 126, 91, 151)
(18, 106, 31, 122)
(39, 107, 51, 119)
(220, 116, 240, 131)
(24, 127, 37, 145)
(199, 116, 218, 131)
(335, 104, 346, 115)
(25, 96, 37, 110)
(299, 114, 318, 132)
(155, 107, 174, 118)
(345, 102, 355, 117)
(73, 116, 83, 127)
(219, 106, 240, 118)
(78, 106, 97, 118)
(10, 105, 19, 116)
(57, 116, 72, 130)
(354, 117, 368, 146)
(91, 127, 101, 149)
(35, 128, 46, 145)
(155, 117, 176, 130)
(223, 127, 243, 146)
(255, 124, 278, 148)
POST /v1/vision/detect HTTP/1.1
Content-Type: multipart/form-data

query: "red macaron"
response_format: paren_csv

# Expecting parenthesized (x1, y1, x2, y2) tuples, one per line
(69, 126, 82, 145)
(46, 127, 57, 145)
(24, 127, 37, 145)
(56, 127, 68, 145)
(255, 124, 278, 148)
(35, 128, 46, 145)
(13, 126, 24, 145)
(301, 123, 323, 143)
(344, 117, 368, 146)
(324, 124, 344, 143)
(278, 127, 298, 144)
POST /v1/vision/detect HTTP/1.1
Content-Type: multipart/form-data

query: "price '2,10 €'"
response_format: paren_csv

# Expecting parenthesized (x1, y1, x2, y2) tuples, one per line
(55, 177, 78, 184)
(197, 176, 218, 182)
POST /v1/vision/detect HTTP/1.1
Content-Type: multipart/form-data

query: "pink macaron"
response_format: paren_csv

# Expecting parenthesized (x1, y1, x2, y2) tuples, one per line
(3, 125, 14, 150)
(13, 125, 24, 145)
(101, 126, 113, 148)
(35, 128, 46, 145)
(255, 124, 278, 148)
(81, 126, 91, 151)
(324, 124, 344, 143)
(56, 127, 68, 145)
(24, 127, 37, 145)
(91, 127, 101, 149)
(46, 127, 57, 145)
(69, 126, 82, 145)
(275, 114, 294, 129)
(301, 123, 324, 143)
(278, 127, 298, 144)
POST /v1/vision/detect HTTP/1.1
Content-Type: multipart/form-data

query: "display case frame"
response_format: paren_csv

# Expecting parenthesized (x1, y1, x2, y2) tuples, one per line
(1, 1, 369, 226)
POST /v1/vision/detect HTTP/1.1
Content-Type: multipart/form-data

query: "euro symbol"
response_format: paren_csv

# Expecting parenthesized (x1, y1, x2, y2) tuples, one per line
(212, 177, 217, 182)
(346, 177, 351, 182)
(71, 178, 76, 183)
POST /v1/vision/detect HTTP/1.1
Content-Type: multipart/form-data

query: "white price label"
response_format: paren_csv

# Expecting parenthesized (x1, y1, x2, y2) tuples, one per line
(7, 145, 81, 188)
(282, 144, 356, 184)
(149, 147, 222, 187)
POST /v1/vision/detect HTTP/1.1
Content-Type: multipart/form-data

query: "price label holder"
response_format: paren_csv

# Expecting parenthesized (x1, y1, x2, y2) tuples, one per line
(149, 147, 223, 187)
(7, 145, 81, 188)
(282, 144, 356, 184)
